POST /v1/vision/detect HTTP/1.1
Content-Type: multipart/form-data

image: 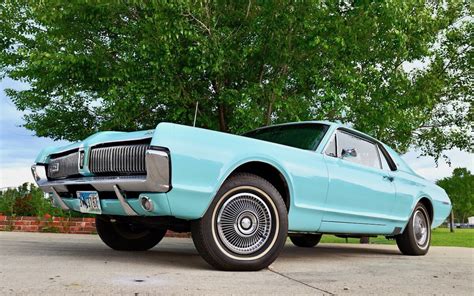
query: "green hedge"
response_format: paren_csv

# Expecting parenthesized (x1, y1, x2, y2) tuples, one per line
(0, 183, 90, 218)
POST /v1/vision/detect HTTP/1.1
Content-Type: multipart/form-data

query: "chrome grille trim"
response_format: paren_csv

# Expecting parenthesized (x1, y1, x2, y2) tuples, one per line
(89, 144, 148, 175)
(47, 151, 80, 179)
(34, 146, 170, 197)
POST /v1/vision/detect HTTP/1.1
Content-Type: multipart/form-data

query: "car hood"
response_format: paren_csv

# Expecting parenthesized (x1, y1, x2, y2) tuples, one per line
(34, 129, 155, 163)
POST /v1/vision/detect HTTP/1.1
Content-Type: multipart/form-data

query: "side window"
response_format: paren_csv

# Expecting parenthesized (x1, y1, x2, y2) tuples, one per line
(378, 146, 392, 171)
(324, 135, 337, 157)
(336, 131, 381, 169)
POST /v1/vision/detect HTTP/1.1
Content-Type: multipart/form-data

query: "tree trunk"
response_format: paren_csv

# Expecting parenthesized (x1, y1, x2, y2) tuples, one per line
(449, 210, 454, 233)
(265, 96, 274, 126)
(212, 79, 228, 133)
(218, 103, 228, 132)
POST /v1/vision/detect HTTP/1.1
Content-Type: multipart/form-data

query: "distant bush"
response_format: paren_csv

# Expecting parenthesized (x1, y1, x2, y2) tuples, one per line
(437, 168, 474, 224)
(0, 183, 89, 218)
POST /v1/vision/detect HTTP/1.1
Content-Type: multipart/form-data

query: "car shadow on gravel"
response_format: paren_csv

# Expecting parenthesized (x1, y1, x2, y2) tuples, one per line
(278, 243, 402, 263)
(8, 235, 402, 270)
(2, 237, 208, 270)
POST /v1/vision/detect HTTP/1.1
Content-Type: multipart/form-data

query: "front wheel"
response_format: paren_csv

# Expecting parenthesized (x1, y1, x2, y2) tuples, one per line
(191, 173, 288, 271)
(96, 217, 167, 251)
(396, 203, 431, 255)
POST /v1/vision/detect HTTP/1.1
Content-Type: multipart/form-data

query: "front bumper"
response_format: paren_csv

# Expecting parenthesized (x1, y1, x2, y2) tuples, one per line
(31, 147, 171, 215)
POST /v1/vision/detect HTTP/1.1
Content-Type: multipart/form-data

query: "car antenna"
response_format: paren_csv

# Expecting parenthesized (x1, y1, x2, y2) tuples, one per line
(193, 101, 199, 127)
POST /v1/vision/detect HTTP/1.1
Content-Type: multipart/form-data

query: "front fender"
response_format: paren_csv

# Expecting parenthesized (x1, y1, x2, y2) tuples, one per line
(166, 150, 296, 220)
(151, 123, 328, 225)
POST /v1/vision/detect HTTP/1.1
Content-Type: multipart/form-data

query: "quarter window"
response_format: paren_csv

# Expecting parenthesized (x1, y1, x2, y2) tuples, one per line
(378, 146, 392, 171)
(324, 135, 337, 157)
(336, 131, 381, 169)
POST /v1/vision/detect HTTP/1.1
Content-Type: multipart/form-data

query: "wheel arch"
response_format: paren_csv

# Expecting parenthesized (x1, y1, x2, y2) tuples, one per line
(400, 195, 435, 233)
(417, 196, 434, 226)
(410, 195, 434, 225)
(226, 161, 292, 211)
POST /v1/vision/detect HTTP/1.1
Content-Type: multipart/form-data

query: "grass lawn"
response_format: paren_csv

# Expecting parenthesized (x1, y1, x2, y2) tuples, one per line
(319, 228, 474, 248)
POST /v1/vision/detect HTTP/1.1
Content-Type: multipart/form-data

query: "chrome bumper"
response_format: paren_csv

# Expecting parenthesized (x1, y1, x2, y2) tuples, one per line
(32, 148, 171, 195)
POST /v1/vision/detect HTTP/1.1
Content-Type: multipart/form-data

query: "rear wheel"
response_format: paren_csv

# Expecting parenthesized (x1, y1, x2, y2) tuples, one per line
(96, 217, 167, 251)
(396, 203, 431, 255)
(191, 173, 288, 271)
(289, 234, 322, 248)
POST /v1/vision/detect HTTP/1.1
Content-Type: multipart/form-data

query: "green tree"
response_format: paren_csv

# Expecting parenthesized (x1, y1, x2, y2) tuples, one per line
(0, 1, 472, 160)
(437, 168, 474, 223)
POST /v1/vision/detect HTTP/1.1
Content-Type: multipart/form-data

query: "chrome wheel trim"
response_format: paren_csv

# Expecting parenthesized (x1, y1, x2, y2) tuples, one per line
(216, 192, 272, 255)
(413, 210, 428, 247)
(211, 186, 280, 261)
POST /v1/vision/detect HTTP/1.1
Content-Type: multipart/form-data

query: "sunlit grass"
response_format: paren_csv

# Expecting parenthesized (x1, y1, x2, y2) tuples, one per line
(318, 228, 473, 248)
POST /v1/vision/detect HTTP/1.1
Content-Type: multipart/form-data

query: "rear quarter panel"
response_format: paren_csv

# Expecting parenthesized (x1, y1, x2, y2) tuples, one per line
(151, 123, 330, 231)
(393, 171, 451, 230)
(385, 145, 452, 230)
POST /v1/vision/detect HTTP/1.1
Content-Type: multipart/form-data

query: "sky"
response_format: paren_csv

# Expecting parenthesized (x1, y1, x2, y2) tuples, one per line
(0, 77, 472, 189)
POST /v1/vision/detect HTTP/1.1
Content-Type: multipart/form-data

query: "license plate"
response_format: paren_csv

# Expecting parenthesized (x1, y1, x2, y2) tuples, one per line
(77, 191, 102, 214)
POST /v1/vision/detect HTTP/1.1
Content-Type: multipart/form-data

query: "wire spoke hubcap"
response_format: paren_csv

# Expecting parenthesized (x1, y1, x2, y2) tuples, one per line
(413, 210, 428, 246)
(217, 192, 272, 255)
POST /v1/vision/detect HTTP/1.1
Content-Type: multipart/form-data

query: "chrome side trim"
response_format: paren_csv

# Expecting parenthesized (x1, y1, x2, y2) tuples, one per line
(113, 185, 138, 216)
(50, 187, 71, 210)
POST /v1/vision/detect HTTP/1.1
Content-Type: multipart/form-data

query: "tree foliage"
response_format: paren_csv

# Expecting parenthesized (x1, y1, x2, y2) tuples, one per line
(0, 1, 472, 160)
(437, 168, 474, 223)
(0, 183, 60, 216)
(0, 183, 87, 217)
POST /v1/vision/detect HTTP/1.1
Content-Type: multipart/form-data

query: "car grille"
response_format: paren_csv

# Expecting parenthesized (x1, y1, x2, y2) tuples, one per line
(47, 151, 80, 179)
(89, 144, 148, 175)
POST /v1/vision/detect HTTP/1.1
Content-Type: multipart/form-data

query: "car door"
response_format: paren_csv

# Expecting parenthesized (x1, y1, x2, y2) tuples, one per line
(320, 129, 397, 234)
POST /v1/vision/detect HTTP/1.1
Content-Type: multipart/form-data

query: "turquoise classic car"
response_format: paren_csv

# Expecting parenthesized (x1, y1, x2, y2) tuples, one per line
(31, 121, 452, 270)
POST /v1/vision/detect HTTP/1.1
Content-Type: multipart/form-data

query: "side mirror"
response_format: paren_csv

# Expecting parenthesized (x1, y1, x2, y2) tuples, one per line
(341, 148, 357, 158)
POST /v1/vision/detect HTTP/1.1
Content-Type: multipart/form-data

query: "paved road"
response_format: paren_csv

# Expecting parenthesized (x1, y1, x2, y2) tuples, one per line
(0, 232, 472, 295)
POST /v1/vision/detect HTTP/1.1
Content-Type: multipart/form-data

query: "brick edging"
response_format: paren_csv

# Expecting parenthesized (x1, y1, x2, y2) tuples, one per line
(0, 215, 190, 237)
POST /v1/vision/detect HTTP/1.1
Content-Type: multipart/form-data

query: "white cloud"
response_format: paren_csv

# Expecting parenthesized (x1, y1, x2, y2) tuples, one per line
(0, 165, 35, 189)
(0, 78, 29, 123)
(402, 149, 473, 181)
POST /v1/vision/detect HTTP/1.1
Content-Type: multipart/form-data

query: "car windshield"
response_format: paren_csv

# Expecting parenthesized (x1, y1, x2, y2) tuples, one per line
(243, 123, 329, 150)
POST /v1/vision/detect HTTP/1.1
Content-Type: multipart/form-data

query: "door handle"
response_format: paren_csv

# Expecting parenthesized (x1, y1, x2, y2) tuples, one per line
(383, 175, 394, 182)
